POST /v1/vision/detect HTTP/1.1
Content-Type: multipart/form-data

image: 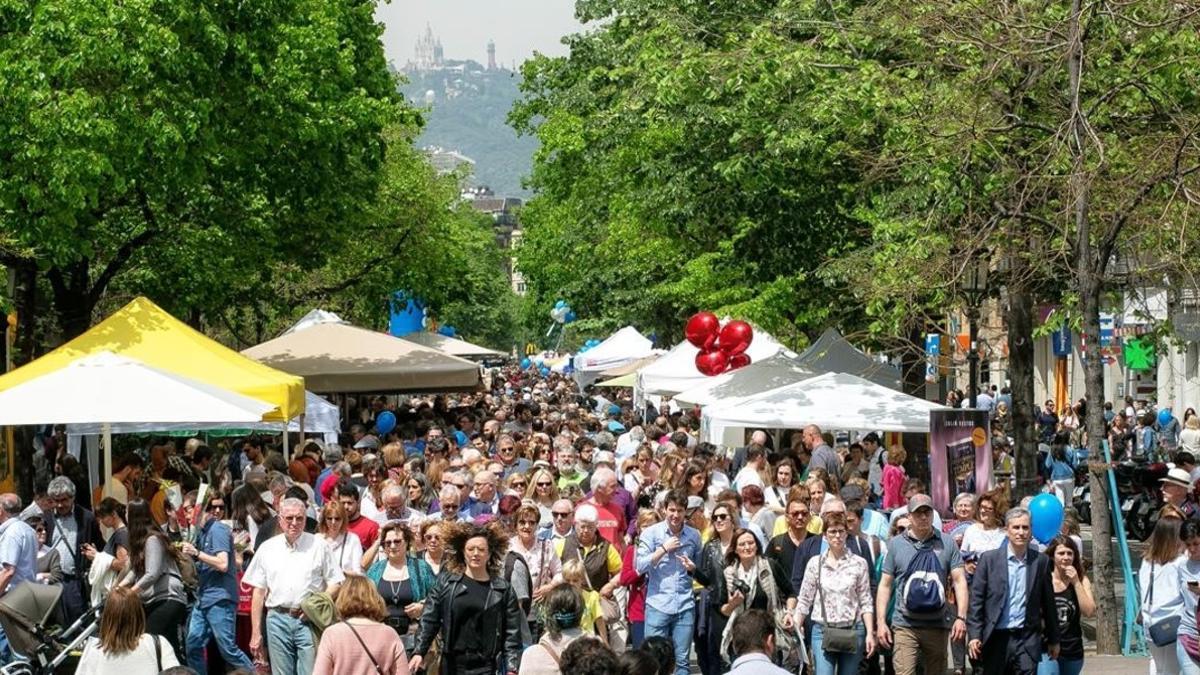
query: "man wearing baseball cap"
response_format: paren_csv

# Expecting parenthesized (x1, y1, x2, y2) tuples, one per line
(876, 494, 970, 675)
(1160, 467, 1199, 519)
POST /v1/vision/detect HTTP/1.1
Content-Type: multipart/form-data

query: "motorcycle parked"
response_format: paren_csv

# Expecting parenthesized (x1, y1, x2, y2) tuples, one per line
(1122, 460, 1169, 541)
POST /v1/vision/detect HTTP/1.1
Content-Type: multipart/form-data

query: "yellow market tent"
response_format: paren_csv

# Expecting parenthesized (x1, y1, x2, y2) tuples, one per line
(0, 297, 304, 422)
(596, 372, 637, 388)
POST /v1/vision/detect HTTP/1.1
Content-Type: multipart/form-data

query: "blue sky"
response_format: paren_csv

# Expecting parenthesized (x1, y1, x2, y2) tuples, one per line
(376, 0, 584, 68)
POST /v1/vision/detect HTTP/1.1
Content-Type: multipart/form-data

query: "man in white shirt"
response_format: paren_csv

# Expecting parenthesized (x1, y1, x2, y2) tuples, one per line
(722, 609, 793, 675)
(733, 445, 767, 492)
(244, 498, 344, 675)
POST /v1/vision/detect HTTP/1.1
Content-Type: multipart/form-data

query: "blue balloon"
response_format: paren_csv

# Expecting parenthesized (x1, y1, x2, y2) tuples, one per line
(564, 311, 577, 324)
(437, 324, 457, 337)
(376, 411, 397, 436)
(578, 344, 591, 353)
(540, 366, 551, 376)
(1029, 493, 1064, 544)
(554, 300, 567, 310)
(1159, 408, 1173, 426)
(520, 357, 532, 369)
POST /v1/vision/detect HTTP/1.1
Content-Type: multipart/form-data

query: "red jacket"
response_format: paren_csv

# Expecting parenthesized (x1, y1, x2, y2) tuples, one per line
(619, 543, 646, 622)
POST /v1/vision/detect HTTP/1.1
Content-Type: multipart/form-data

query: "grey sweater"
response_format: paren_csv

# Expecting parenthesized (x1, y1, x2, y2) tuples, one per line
(133, 535, 187, 604)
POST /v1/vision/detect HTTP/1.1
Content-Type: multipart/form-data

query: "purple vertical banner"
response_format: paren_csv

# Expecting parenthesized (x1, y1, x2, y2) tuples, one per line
(928, 408, 993, 515)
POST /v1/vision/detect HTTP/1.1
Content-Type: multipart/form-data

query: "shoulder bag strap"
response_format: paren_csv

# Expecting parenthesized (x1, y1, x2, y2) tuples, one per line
(153, 635, 162, 672)
(577, 544, 595, 592)
(1146, 562, 1155, 608)
(816, 553, 830, 623)
(539, 637, 562, 667)
(343, 620, 384, 675)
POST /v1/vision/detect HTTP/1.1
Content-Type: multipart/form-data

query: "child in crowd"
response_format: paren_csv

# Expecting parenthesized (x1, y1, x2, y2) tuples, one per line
(881, 446, 907, 510)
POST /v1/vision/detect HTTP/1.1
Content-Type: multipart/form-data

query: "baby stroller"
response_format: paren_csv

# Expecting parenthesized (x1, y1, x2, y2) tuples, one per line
(0, 584, 101, 675)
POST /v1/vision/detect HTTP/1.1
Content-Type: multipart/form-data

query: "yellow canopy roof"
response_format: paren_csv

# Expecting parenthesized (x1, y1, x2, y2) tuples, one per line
(0, 297, 304, 422)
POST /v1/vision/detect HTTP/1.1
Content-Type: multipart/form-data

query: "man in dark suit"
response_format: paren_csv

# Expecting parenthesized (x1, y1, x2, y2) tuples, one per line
(967, 507, 1059, 674)
(45, 476, 104, 625)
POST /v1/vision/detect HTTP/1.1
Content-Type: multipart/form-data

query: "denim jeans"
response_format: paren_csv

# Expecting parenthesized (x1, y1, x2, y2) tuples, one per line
(187, 600, 256, 674)
(645, 604, 695, 675)
(1036, 653, 1084, 675)
(812, 623, 865, 675)
(265, 611, 315, 675)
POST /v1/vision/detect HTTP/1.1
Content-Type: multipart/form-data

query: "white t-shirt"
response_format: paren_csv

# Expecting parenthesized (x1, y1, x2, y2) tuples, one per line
(76, 634, 179, 674)
(243, 532, 345, 608)
(734, 466, 764, 492)
(317, 532, 364, 575)
(959, 523, 1008, 555)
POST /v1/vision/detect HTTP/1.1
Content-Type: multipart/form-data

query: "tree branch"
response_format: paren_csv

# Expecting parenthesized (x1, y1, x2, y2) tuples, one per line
(88, 189, 161, 306)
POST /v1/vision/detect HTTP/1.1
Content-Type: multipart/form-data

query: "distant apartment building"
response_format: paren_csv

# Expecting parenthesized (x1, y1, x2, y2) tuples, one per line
(463, 186, 526, 295)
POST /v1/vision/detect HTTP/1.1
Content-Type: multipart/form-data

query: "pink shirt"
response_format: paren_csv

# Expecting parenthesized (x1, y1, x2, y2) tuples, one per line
(313, 621, 409, 675)
(882, 464, 907, 509)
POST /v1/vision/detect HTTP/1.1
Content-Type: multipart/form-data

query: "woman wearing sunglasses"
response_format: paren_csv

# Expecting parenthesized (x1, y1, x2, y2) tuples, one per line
(524, 467, 560, 528)
(693, 503, 738, 675)
(316, 500, 364, 575)
(365, 521, 434, 654)
(509, 504, 561, 640)
(417, 520, 445, 576)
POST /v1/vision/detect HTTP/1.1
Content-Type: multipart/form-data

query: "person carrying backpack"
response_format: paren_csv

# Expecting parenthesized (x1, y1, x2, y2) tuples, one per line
(874, 494, 969, 675)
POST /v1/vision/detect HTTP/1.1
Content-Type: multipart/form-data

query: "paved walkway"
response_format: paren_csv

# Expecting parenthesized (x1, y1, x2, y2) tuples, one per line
(1085, 653, 1150, 673)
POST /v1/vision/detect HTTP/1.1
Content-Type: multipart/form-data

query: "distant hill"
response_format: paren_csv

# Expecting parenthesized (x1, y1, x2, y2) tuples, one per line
(400, 61, 536, 198)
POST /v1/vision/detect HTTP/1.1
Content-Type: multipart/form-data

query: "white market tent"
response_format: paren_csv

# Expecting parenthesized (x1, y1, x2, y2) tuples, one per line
(636, 326, 784, 397)
(65, 390, 341, 443)
(572, 327, 657, 387)
(282, 309, 349, 336)
(701, 371, 947, 444)
(0, 352, 276, 426)
(673, 352, 816, 408)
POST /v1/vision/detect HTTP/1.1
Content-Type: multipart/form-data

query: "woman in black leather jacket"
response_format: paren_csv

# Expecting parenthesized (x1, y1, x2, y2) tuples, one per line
(692, 502, 737, 675)
(409, 521, 524, 675)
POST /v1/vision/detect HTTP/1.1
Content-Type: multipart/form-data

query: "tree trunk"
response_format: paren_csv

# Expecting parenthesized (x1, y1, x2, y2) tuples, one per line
(1007, 276, 1038, 501)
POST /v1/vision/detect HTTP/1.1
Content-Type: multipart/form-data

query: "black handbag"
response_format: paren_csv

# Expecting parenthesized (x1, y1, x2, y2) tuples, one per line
(817, 554, 860, 653)
(1146, 563, 1181, 647)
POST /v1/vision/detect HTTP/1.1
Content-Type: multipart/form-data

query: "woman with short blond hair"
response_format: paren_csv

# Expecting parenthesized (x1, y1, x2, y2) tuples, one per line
(314, 575, 410, 675)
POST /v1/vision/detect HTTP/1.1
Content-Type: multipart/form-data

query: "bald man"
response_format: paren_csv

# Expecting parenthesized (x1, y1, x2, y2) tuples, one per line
(804, 425, 841, 490)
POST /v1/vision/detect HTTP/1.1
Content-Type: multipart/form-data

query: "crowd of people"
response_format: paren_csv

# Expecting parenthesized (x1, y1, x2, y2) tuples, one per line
(0, 369, 1189, 675)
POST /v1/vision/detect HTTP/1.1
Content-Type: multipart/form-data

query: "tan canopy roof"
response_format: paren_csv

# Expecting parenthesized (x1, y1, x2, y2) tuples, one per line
(242, 322, 482, 393)
(401, 331, 506, 360)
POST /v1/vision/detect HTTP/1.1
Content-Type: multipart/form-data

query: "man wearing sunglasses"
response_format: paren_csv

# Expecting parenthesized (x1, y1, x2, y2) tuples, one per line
(180, 495, 255, 673)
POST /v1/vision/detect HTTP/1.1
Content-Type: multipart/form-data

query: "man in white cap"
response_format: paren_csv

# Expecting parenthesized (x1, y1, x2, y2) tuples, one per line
(1161, 467, 1199, 519)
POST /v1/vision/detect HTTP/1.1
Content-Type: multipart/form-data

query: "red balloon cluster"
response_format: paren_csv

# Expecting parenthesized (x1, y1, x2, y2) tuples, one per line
(686, 312, 754, 376)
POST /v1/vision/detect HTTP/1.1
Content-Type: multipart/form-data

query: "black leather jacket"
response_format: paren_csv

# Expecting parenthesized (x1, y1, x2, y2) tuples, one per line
(693, 537, 730, 611)
(413, 571, 523, 674)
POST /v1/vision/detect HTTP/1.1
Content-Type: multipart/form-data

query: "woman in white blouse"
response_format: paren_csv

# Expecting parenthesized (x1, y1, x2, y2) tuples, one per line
(76, 586, 180, 673)
(959, 488, 1009, 556)
(796, 511, 876, 674)
(316, 500, 364, 575)
(764, 459, 798, 517)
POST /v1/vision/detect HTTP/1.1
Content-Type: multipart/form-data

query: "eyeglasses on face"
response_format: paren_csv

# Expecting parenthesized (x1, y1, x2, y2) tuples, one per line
(517, 520, 538, 526)
(281, 515, 305, 523)
(208, 503, 226, 511)
(424, 533, 441, 541)
(537, 481, 553, 487)
(552, 512, 571, 519)
(711, 513, 731, 521)
(511, 481, 527, 488)
(788, 510, 809, 518)
(325, 516, 342, 522)
(384, 539, 405, 548)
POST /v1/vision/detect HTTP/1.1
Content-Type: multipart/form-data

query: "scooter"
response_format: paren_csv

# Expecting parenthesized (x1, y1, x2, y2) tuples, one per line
(1124, 460, 1169, 541)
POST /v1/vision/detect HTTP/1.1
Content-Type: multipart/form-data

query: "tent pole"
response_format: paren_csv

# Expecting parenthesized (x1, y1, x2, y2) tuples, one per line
(282, 426, 290, 462)
(103, 422, 112, 492)
(298, 413, 306, 447)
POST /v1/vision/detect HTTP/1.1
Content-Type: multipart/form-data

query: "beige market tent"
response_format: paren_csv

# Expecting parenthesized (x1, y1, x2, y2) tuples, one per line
(401, 331, 506, 360)
(243, 322, 482, 393)
(599, 355, 660, 378)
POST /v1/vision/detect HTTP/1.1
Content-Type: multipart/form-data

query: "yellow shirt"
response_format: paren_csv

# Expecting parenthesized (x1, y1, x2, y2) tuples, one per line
(771, 514, 824, 538)
(580, 588, 601, 634)
(553, 539, 623, 576)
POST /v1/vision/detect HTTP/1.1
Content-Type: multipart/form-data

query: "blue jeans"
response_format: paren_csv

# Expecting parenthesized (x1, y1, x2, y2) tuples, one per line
(1179, 639, 1200, 675)
(812, 623, 865, 675)
(630, 621, 645, 649)
(265, 611, 315, 675)
(645, 604, 695, 675)
(1036, 653, 1084, 675)
(187, 600, 255, 674)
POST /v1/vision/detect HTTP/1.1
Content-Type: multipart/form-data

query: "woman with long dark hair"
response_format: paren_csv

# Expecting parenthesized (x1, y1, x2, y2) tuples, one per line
(409, 522, 523, 674)
(693, 502, 737, 675)
(123, 498, 189, 657)
(406, 472, 438, 513)
(230, 483, 273, 557)
(1037, 536, 1095, 675)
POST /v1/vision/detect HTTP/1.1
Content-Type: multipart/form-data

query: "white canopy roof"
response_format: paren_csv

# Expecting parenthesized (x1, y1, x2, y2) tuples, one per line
(0, 351, 275, 426)
(673, 352, 816, 408)
(65, 390, 340, 435)
(573, 327, 657, 374)
(636, 326, 783, 396)
(402, 332, 505, 360)
(701, 371, 946, 442)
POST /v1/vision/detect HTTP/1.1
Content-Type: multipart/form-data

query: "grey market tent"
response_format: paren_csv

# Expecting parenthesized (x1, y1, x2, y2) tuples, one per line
(795, 328, 901, 390)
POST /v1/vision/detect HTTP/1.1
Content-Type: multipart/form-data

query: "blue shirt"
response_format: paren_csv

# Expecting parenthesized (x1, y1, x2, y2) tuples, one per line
(724, 652, 792, 675)
(314, 467, 333, 505)
(0, 517, 38, 590)
(635, 521, 702, 615)
(196, 520, 239, 608)
(999, 545, 1028, 629)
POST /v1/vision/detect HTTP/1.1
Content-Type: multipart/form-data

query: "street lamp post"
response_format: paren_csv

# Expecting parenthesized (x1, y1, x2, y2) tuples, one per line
(960, 258, 989, 409)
